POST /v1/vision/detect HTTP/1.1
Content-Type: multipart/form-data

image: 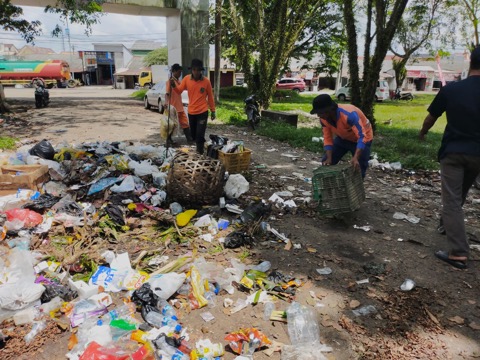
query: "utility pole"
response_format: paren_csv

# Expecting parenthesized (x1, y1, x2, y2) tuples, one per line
(65, 18, 74, 79)
(214, 0, 222, 103)
(60, 27, 65, 52)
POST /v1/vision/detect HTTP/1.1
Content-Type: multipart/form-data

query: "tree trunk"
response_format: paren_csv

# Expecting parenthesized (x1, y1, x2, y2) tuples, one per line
(0, 85, 10, 113)
(393, 57, 408, 90)
(360, 0, 409, 127)
(363, 0, 373, 86)
(343, 0, 361, 106)
(214, 0, 222, 103)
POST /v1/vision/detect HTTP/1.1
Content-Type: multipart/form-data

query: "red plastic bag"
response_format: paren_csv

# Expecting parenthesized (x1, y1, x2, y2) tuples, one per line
(4, 208, 43, 228)
(79, 341, 154, 360)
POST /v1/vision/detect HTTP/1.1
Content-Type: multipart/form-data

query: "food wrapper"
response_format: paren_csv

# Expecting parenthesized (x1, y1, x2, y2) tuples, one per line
(225, 328, 272, 354)
(189, 266, 208, 309)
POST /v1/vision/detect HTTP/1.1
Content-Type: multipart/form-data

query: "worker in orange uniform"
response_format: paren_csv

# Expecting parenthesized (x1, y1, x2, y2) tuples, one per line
(170, 58, 216, 154)
(165, 63, 193, 143)
(310, 94, 373, 178)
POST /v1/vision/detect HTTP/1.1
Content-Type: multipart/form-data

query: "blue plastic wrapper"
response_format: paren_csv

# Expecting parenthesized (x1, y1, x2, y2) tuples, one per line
(87, 177, 121, 196)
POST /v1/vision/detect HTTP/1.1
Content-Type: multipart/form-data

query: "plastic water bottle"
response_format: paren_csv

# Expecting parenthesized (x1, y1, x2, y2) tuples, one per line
(145, 311, 179, 329)
(98, 303, 135, 325)
(264, 301, 275, 321)
(286, 302, 320, 345)
(158, 300, 177, 318)
(154, 335, 188, 360)
(252, 260, 271, 273)
(24, 321, 47, 344)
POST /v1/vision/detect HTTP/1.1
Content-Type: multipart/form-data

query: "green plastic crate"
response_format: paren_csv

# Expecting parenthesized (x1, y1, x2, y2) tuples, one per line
(312, 163, 365, 215)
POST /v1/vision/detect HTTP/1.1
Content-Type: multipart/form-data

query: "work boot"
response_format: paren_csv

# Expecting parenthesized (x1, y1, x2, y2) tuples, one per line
(183, 128, 194, 143)
(196, 142, 205, 155)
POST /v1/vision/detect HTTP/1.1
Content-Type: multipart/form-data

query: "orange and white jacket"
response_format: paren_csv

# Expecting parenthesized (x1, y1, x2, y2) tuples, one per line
(320, 104, 373, 150)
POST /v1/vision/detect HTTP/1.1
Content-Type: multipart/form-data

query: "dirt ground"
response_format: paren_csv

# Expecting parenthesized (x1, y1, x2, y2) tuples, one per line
(2, 87, 480, 360)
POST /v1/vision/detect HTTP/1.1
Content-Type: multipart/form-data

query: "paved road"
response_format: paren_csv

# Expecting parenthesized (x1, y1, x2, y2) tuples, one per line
(4, 85, 136, 99)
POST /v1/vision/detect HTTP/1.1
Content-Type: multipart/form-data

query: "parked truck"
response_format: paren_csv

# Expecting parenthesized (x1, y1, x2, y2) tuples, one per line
(138, 65, 169, 88)
(0, 60, 74, 88)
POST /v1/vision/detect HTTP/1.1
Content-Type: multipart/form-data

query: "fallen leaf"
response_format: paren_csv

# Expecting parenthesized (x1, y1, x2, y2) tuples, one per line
(448, 316, 465, 325)
(425, 307, 440, 326)
(350, 300, 361, 309)
(306, 298, 316, 306)
(469, 322, 480, 330)
(284, 240, 292, 251)
(307, 247, 317, 253)
(468, 300, 476, 305)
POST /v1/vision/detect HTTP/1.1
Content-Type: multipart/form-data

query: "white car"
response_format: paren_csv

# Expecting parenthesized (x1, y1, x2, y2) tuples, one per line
(143, 82, 188, 112)
(335, 80, 390, 102)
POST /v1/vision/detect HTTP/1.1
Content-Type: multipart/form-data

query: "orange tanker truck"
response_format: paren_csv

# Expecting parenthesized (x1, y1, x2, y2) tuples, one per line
(0, 59, 75, 88)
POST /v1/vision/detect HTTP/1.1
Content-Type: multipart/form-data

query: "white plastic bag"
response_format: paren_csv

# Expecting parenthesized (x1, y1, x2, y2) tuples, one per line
(225, 174, 250, 199)
(110, 175, 135, 193)
(148, 272, 187, 299)
(0, 283, 45, 310)
(128, 159, 159, 177)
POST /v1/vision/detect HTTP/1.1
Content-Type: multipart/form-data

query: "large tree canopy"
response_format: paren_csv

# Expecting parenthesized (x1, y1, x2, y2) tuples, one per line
(143, 47, 168, 67)
(389, 0, 449, 89)
(0, 0, 41, 43)
(223, 0, 343, 108)
(0, 0, 104, 42)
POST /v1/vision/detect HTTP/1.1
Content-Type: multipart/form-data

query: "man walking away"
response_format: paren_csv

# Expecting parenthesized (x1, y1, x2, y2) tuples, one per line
(419, 46, 480, 269)
(310, 94, 373, 178)
(170, 58, 216, 154)
(166, 63, 193, 143)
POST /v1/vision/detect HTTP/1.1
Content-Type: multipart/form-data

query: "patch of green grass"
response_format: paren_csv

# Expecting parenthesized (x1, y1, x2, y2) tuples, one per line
(0, 136, 17, 150)
(131, 89, 148, 100)
(216, 93, 446, 170)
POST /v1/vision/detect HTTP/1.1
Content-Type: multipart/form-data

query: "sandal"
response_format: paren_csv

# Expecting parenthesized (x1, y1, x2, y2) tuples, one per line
(435, 250, 468, 269)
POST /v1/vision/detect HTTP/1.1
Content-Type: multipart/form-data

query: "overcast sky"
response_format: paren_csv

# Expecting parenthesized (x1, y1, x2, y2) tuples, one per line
(0, 5, 167, 53)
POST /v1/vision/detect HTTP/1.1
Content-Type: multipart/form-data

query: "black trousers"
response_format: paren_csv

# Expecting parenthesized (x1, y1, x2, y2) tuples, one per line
(188, 111, 208, 154)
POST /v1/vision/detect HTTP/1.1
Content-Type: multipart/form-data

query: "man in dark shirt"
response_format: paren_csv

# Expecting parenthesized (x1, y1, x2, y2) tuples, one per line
(419, 46, 480, 269)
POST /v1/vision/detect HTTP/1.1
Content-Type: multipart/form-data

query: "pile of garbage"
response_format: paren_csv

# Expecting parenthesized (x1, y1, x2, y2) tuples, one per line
(0, 139, 331, 359)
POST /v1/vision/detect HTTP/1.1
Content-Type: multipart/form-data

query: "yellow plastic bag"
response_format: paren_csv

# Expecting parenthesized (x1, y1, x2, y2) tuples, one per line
(176, 209, 197, 227)
(104, 155, 129, 171)
(190, 266, 208, 309)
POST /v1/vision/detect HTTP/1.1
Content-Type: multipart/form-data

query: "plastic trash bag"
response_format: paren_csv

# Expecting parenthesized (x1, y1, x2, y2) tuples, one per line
(240, 202, 271, 223)
(87, 177, 121, 196)
(224, 231, 254, 249)
(0, 283, 45, 310)
(110, 176, 135, 193)
(4, 208, 43, 228)
(41, 283, 77, 303)
(23, 194, 60, 213)
(224, 174, 250, 199)
(128, 160, 159, 177)
(105, 204, 126, 226)
(29, 139, 55, 160)
(148, 272, 186, 300)
(286, 302, 320, 345)
(79, 341, 153, 360)
(131, 283, 160, 321)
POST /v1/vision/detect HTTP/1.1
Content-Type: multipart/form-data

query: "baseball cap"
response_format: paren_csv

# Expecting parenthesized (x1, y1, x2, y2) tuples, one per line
(171, 63, 182, 71)
(310, 94, 336, 115)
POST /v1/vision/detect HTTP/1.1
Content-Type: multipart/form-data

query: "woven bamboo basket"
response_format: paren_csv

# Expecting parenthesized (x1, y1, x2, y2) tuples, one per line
(167, 151, 225, 206)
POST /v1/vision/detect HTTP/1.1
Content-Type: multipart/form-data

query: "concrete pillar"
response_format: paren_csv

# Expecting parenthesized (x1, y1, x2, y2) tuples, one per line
(166, 13, 182, 66)
(178, 0, 210, 77)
